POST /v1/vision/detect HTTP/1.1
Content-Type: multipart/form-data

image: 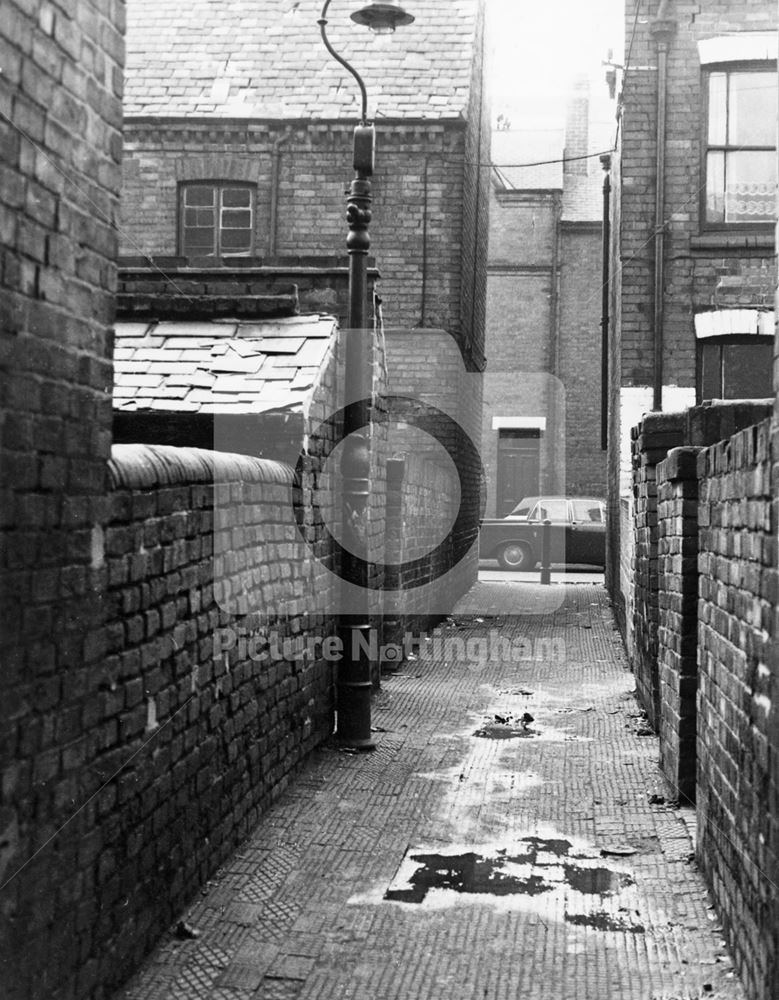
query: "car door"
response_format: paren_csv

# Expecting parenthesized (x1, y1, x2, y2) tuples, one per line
(568, 499, 605, 565)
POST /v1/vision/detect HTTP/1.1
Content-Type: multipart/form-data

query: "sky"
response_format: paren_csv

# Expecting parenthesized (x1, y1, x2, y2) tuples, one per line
(487, 0, 624, 127)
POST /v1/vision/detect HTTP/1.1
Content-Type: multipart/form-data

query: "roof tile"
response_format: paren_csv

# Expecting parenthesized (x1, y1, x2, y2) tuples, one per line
(113, 314, 337, 414)
(125, 0, 479, 120)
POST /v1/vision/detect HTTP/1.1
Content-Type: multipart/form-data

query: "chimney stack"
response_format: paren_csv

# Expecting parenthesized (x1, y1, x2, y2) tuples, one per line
(564, 75, 590, 177)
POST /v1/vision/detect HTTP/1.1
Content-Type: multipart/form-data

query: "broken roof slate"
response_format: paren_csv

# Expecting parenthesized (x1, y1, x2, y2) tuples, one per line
(125, 0, 479, 120)
(113, 314, 337, 414)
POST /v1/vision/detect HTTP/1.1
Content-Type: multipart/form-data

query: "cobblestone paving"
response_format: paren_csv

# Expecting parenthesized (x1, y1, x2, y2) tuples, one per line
(116, 584, 744, 1000)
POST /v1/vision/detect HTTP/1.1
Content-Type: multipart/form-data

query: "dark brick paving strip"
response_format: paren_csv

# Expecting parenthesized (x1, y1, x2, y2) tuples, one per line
(116, 583, 744, 1000)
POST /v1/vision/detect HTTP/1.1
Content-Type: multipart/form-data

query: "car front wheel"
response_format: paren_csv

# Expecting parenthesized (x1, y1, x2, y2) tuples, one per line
(497, 542, 533, 571)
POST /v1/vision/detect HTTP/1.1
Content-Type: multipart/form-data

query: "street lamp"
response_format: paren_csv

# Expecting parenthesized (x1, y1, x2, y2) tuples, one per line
(318, 0, 414, 749)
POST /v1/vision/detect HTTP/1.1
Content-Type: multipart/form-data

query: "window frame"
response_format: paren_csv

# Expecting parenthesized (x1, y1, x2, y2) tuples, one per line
(701, 60, 777, 232)
(695, 334, 774, 403)
(178, 181, 256, 259)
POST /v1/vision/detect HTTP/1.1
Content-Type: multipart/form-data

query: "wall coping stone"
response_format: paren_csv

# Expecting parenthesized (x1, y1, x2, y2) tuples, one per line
(109, 444, 294, 490)
(687, 400, 773, 448)
(658, 446, 703, 482)
(631, 411, 687, 440)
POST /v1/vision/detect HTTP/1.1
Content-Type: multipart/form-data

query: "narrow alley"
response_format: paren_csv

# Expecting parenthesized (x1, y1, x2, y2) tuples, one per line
(116, 583, 742, 1000)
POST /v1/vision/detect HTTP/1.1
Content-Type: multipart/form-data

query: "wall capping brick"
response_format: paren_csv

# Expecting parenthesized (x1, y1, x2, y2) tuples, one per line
(658, 446, 703, 482)
(109, 444, 294, 490)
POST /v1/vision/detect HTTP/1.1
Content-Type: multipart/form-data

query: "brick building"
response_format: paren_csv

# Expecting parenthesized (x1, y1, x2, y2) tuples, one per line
(606, 3, 779, 997)
(482, 82, 612, 518)
(119, 0, 489, 366)
(606, 0, 777, 617)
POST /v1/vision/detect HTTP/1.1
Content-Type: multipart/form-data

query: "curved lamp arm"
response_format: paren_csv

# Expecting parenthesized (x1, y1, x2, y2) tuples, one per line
(318, 0, 369, 124)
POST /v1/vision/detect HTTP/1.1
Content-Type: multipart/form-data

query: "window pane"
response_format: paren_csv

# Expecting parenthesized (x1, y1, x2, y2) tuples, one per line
(182, 226, 216, 254)
(706, 151, 726, 222)
(722, 342, 774, 398)
(729, 72, 777, 146)
(724, 150, 776, 222)
(185, 207, 215, 227)
(222, 187, 251, 207)
(221, 209, 251, 229)
(185, 186, 215, 207)
(220, 228, 252, 251)
(708, 72, 727, 144)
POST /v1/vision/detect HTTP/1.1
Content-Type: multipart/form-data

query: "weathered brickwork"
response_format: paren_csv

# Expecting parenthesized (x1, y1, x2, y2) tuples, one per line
(382, 327, 482, 613)
(630, 412, 686, 727)
(696, 418, 777, 1000)
(656, 446, 702, 802)
(97, 446, 336, 996)
(631, 399, 776, 1000)
(119, 121, 481, 357)
(559, 225, 607, 496)
(607, 0, 777, 618)
(0, 1, 123, 996)
(117, 257, 354, 324)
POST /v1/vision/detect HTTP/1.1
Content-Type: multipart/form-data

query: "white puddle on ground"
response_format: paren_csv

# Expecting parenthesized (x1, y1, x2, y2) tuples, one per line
(348, 828, 642, 931)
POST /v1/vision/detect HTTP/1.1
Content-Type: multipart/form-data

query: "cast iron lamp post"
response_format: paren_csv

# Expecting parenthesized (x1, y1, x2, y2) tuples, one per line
(318, 0, 414, 749)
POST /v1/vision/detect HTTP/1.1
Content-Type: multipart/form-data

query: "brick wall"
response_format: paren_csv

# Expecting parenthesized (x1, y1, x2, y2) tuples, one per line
(559, 225, 607, 496)
(696, 418, 778, 1000)
(630, 399, 777, 1000)
(656, 445, 702, 802)
(630, 412, 686, 726)
(0, 1, 123, 996)
(381, 327, 481, 611)
(89, 445, 336, 998)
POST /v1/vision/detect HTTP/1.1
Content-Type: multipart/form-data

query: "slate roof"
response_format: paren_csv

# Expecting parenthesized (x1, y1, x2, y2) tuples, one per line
(113, 315, 337, 413)
(125, 0, 479, 119)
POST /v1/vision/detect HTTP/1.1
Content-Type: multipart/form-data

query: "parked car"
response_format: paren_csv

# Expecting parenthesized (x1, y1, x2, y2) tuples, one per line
(479, 496, 606, 570)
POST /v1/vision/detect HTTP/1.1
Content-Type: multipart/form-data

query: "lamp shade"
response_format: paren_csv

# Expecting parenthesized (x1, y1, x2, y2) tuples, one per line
(350, 0, 414, 34)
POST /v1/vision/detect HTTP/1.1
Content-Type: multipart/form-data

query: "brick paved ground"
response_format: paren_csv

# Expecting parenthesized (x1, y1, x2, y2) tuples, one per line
(115, 583, 744, 1000)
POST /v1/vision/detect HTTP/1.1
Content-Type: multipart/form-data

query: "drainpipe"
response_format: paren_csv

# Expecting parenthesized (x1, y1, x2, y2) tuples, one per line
(419, 154, 430, 326)
(650, 1, 676, 411)
(600, 154, 611, 451)
(269, 128, 292, 256)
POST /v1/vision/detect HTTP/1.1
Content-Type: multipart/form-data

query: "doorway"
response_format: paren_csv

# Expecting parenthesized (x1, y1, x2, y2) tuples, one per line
(496, 428, 541, 516)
